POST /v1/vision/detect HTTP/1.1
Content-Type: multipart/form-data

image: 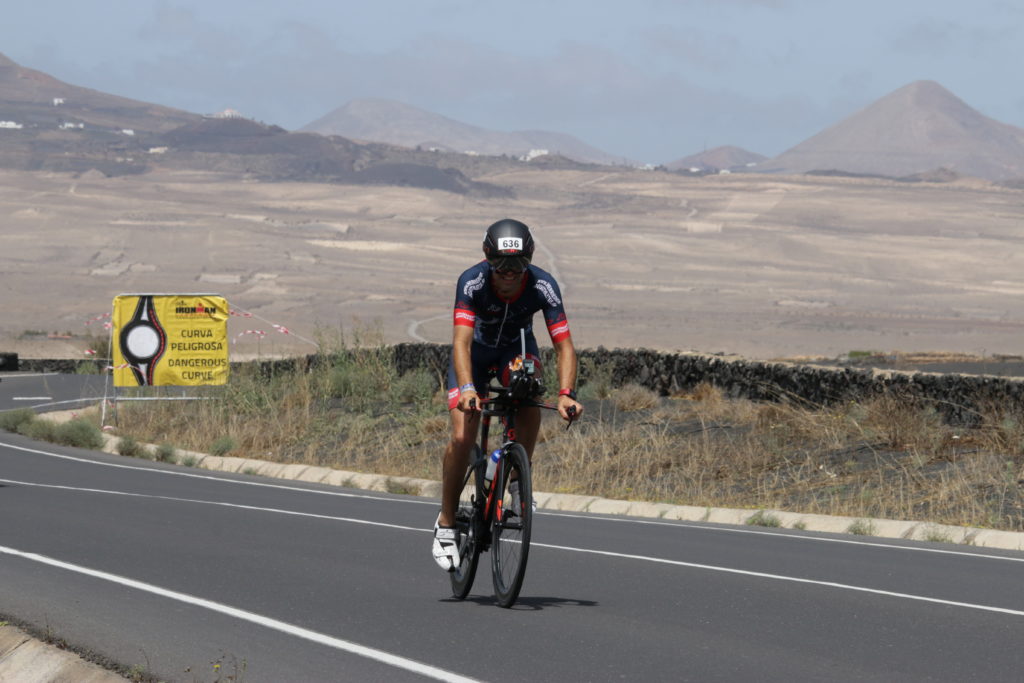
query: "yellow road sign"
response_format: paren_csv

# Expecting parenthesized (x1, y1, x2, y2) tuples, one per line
(111, 294, 229, 386)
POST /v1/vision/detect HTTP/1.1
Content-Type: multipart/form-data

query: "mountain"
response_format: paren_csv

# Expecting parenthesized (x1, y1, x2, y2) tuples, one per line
(761, 81, 1024, 181)
(155, 117, 509, 196)
(665, 145, 766, 172)
(300, 98, 633, 166)
(0, 51, 199, 133)
(0, 54, 510, 195)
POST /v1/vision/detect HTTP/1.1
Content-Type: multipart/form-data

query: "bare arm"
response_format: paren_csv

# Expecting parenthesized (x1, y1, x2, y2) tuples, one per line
(553, 337, 583, 420)
(452, 324, 479, 411)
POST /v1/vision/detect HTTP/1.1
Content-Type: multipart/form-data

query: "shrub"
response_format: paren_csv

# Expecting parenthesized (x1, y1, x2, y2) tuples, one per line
(54, 419, 104, 450)
(611, 384, 661, 412)
(18, 419, 56, 442)
(746, 510, 782, 528)
(83, 333, 111, 360)
(920, 524, 955, 544)
(116, 435, 144, 458)
(0, 408, 36, 433)
(74, 361, 101, 375)
(155, 443, 176, 463)
(210, 436, 237, 457)
(578, 357, 614, 400)
(329, 348, 396, 409)
(392, 368, 439, 405)
(847, 519, 876, 536)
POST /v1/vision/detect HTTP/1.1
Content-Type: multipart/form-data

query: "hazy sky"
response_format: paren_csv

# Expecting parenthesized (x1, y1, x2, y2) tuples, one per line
(4, 0, 1023, 163)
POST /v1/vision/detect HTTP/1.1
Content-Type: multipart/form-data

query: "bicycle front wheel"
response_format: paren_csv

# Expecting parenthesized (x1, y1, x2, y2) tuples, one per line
(450, 446, 484, 599)
(491, 443, 532, 608)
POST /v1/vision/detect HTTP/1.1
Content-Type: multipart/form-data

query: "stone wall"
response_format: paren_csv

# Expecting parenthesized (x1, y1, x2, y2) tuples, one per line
(394, 344, 1024, 424)
(20, 344, 1024, 424)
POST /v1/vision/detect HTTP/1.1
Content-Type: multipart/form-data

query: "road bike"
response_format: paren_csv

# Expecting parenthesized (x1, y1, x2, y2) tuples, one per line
(449, 344, 575, 608)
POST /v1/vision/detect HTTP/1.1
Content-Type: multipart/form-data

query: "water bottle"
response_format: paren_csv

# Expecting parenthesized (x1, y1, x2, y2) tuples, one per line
(484, 448, 501, 486)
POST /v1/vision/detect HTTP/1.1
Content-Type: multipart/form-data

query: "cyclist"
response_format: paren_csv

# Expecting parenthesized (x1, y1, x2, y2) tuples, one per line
(433, 218, 584, 571)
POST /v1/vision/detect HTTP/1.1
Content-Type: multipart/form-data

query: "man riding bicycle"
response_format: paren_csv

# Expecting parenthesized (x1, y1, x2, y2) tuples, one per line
(433, 218, 584, 571)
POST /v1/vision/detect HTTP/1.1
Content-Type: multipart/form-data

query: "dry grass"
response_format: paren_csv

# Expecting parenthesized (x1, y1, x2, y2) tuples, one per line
(113, 357, 1024, 532)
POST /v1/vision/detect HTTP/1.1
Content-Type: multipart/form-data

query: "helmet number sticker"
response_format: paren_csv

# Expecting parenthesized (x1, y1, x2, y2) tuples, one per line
(499, 237, 523, 251)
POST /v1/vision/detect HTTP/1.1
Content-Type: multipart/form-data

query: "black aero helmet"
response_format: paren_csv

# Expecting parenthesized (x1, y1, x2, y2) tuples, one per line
(482, 218, 534, 271)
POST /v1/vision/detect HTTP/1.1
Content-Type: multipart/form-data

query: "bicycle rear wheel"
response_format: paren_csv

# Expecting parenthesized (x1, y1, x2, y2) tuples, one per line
(450, 446, 485, 599)
(491, 443, 532, 608)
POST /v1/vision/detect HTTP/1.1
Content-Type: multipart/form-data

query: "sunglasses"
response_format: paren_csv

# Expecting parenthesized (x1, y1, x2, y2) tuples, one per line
(494, 267, 526, 278)
(489, 257, 529, 275)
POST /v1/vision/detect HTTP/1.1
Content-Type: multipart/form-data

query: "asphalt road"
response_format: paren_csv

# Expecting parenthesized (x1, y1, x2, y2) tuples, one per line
(0, 371, 109, 413)
(1, 376, 1024, 681)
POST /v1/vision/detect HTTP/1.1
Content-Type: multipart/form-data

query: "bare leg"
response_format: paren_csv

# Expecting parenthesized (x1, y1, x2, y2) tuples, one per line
(516, 405, 541, 461)
(439, 408, 480, 527)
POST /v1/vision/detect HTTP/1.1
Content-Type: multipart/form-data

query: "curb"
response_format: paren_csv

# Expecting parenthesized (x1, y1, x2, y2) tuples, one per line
(42, 408, 1024, 552)
(0, 623, 125, 683)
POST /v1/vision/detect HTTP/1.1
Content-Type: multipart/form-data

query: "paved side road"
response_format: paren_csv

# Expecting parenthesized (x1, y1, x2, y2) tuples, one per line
(0, 373, 110, 414)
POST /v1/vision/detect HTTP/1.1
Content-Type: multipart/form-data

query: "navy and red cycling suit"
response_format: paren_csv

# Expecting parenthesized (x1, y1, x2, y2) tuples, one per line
(446, 261, 571, 409)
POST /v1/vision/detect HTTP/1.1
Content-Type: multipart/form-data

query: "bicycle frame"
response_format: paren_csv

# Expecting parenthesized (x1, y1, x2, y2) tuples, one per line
(461, 385, 549, 548)
(450, 328, 577, 605)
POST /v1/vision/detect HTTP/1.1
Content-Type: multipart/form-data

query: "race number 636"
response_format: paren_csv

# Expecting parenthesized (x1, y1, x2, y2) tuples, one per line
(500, 238, 523, 250)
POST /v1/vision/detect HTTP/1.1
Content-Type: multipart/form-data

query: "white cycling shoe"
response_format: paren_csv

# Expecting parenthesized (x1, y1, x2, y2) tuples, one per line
(432, 514, 461, 572)
(508, 480, 536, 516)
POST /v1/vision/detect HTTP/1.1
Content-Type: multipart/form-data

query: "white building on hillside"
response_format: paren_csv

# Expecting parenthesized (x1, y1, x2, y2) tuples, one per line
(209, 108, 245, 119)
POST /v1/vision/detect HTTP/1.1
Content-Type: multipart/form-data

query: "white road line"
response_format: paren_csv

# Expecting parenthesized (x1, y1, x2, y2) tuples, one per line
(0, 440, 436, 506)
(12, 397, 52, 401)
(6, 478, 1023, 619)
(4, 440, 1020, 566)
(541, 512, 1024, 563)
(530, 541, 1024, 618)
(0, 373, 60, 379)
(6, 397, 106, 410)
(0, 479, 425, 532)
(0, 544, 477, 683)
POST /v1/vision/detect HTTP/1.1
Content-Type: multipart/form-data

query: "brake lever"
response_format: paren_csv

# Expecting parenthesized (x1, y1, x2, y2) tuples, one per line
(565, 404, 578, 430)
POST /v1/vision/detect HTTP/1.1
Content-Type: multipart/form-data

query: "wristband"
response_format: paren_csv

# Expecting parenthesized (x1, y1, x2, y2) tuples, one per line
(460, 383, 477, 393)
(559, 388, 577, 400)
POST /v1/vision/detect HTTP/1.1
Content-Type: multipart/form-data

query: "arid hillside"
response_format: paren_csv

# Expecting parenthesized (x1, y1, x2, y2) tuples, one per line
(3, 57, 1024, 363)
(2, 165, 1023, 363)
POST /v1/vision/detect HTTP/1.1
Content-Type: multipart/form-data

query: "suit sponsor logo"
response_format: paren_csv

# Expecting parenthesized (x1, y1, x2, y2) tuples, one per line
(535, 279, 561, 307)
(463, 272, 486, 298)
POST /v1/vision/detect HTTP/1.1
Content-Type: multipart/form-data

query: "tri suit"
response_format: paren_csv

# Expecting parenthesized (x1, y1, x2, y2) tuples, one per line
(446, 261, 571, 409)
